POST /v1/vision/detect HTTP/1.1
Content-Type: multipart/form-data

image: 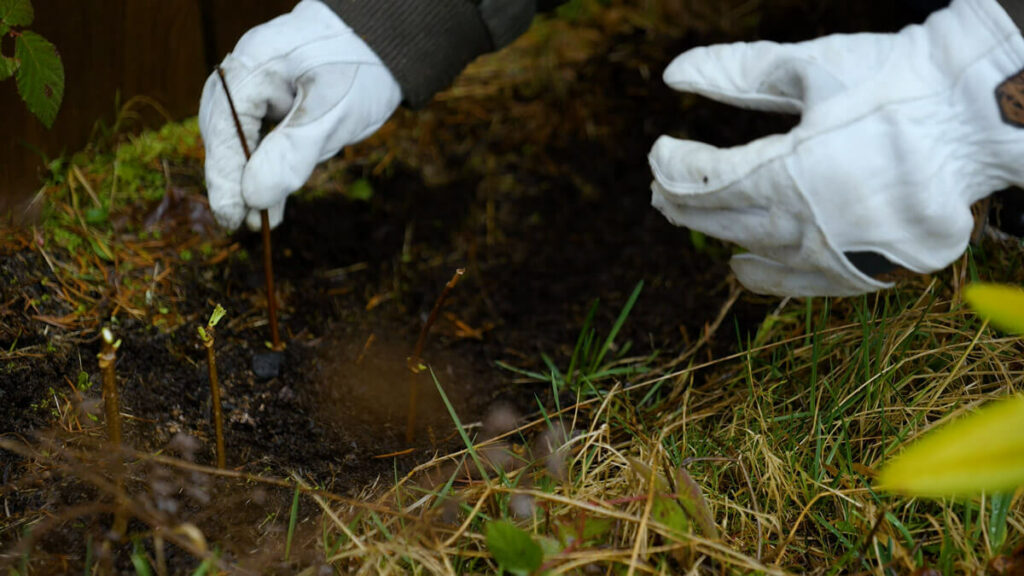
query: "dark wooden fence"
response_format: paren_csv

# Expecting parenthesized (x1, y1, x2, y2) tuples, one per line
(1, 0, 295, 203)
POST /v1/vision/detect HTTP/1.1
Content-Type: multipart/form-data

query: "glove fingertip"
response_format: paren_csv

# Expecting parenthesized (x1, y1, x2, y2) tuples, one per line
(245, 209, 263, 232)
(267, 202, 286, 229)
(241, 131, 314, 210)
(243, 200, 287, 232)
(662, 47, 705, 87)
(214, 207, 245, 232)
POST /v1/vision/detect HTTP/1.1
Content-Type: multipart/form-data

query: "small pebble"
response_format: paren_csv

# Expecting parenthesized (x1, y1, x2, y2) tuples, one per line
(252, 350, 283, 379)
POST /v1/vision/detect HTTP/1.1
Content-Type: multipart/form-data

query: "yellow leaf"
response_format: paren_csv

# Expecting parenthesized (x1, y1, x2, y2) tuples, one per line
(877, 395, 1024, 497)
(964, 283, 1024, 335)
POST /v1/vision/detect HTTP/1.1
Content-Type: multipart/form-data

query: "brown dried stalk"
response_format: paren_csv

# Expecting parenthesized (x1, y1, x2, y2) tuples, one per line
(405, 268, 465, 443)
(199, 305, 228, 469)
(98, 327, 122, 446)
(98, 326, 128, 539)
(215, 66, 282, 351)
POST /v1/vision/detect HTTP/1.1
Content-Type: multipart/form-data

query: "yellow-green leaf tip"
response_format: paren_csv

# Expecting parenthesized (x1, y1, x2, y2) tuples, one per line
(877, 395, 1024, 497)
(964, 283, 1024, 335)
(208, 304, 227, 328)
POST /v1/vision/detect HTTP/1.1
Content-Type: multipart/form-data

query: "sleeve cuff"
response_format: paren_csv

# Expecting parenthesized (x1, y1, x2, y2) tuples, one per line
(322, 0, 494, 107)
(996, 0, 1024, 31)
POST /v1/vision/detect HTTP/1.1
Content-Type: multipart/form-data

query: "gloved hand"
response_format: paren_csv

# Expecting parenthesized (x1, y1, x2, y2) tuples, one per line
(199, 0, 402, 231)
(650, 0, 1024, 297)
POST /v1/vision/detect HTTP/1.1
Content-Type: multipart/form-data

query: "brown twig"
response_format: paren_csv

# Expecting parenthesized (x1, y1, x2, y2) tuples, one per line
(261, 210, 282, 350)
(215, 66, 282, 351)
(405, 268, 465, 443)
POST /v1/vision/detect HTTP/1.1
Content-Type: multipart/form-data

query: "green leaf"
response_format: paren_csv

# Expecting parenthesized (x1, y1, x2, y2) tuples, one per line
(0, 0, 34, 28)
(877, 395, 1024, 497)
(0, 55, 17, 81)
(76, 370, 91, 391)
(964, 283, 1024, 334)
(536, 535, 563, 558)
(689, 229, 707, 253)
(624, 456, 670, 492)
(346, 178, 374, 202)
(989, 492, 1013, 550)
(554, 516, 612, 547)
(130, 539, 153, 576)
(486, 520, 543, 575)
(672, 466, 719, 539)
(652, 498, 690, 539)
(207, 304, 227, 329)
(14, 30, 64, 128)
(84, 207, 108, 225)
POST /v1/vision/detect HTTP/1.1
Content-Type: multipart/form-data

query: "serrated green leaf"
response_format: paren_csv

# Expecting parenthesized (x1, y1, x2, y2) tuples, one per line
(0, 54, 16, 81)
(877, 395, 1024, 497)
(486, 520, 543, 576)
(0, 0, 34, 28)
(15, 30, 64, 128)
(964, 283, 1024, 334)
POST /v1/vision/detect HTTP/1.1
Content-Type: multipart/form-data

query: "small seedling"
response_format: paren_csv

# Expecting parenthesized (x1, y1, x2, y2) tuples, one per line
(405, 268, 465, 444)
(215, 66, 283, 352)
(97, 326, 122, 445)
(97, 326, 130, 543)
(198, 304, 227, 469)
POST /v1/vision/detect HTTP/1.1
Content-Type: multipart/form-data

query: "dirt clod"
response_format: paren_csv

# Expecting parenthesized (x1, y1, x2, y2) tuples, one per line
(251, 350, 284, 380)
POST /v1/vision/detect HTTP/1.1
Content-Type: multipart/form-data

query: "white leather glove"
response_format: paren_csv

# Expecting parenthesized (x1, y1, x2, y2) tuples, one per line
(199, 0, 402, 231)
(650, 0, 1024, 297)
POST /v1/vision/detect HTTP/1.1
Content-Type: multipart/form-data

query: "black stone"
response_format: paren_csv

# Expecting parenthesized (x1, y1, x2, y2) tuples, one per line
(252, 350, 284, 380)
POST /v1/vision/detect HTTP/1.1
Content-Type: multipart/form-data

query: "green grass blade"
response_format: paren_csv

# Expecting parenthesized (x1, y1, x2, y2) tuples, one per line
(130, 539, 153, 576)
(989, 492, 1013, 550)
(432, 368, 490, 481)
(567, 300, 599, 387)
(591, 280, 643, 373)
(285, 484, 301, 561)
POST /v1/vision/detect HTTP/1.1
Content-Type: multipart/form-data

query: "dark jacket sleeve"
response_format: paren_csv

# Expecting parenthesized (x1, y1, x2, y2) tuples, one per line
(997, 0, 1024, 30)
(321, 0, 563, 108)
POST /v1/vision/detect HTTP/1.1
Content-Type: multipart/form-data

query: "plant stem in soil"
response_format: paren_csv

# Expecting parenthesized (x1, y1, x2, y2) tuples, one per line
(406, 268, 465, 443)
(216, 66, 282, 351)
(205, 336, 226, 469)
(98, 327, 128, 539)
(261, 209, 281, 350)
(199, 305, 228, 468)
(98, 327, 121, 446)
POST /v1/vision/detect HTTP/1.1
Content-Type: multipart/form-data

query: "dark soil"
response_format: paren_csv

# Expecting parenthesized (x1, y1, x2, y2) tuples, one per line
(0, 2, 939, 573)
